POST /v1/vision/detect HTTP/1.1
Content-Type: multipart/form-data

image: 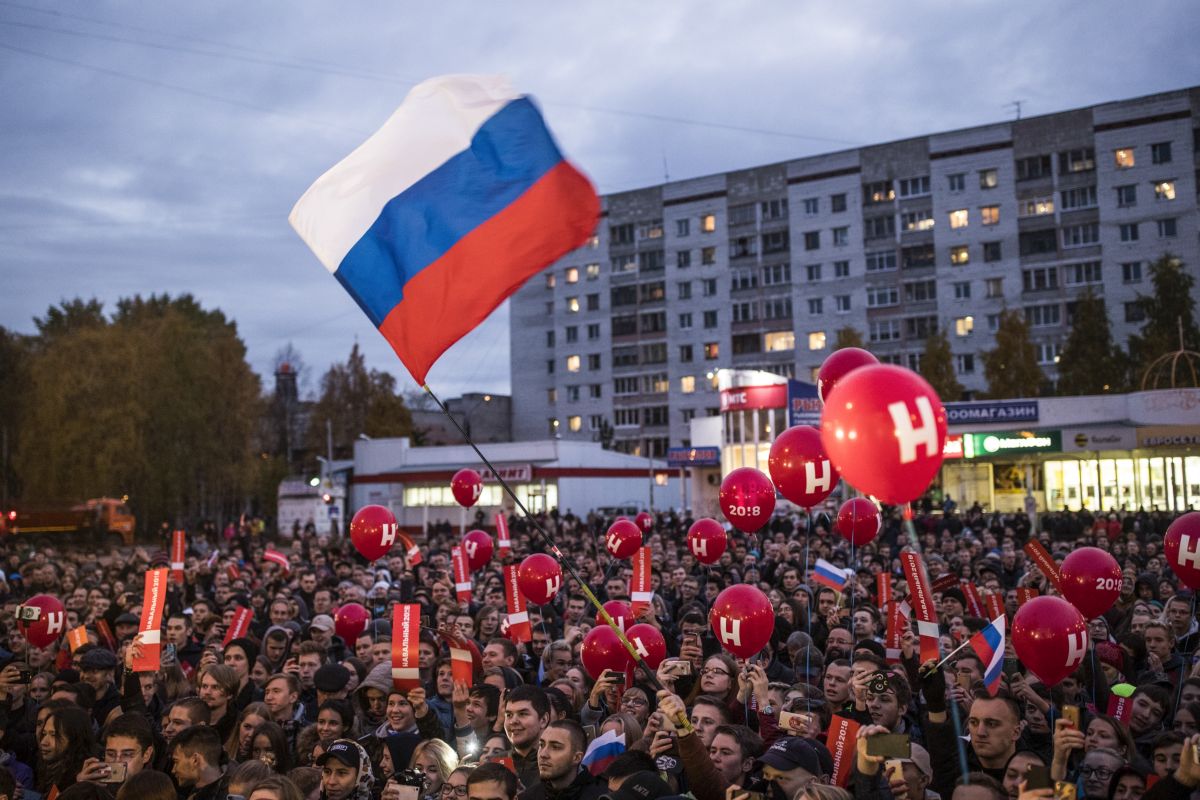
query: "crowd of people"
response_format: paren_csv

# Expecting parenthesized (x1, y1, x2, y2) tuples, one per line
(0, 502, 1197, 800)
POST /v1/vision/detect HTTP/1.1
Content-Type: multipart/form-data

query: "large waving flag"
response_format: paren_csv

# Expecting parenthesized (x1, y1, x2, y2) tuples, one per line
(969, 615, 1006, 696)
(290, 75, 600, 385)
(813, 558, 852, 591)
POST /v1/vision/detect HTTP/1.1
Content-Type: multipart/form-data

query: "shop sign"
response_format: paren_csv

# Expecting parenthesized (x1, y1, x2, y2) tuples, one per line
(964, 429, 1062, 458)
(720, 384, 787, 412)
(786, 379, 821, 426)
(667, 447, 721, 467)
(479, 465, 532, 482)
(1136, 426, 1200, 448)
(945, 400, 1039, 425)
(1128, 389, 1200, 425)
(1062, 427, 1137, 452)
(943, 435, 964, 460)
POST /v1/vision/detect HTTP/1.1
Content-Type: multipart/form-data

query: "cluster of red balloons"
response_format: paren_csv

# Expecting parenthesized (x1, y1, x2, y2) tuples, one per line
(581, 621, 666, 679)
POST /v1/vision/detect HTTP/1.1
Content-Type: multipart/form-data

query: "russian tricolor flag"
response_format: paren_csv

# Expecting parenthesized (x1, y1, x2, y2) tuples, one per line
(581, 730, 625, 776)
(813, 558, 851, 591)
(290, 75, 600, 385)
(969, 615, 1006, 696)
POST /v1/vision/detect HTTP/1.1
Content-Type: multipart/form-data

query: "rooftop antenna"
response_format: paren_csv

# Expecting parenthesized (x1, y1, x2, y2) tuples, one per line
(1006, 100, 1025, 120)
(662, 150, 670, 182)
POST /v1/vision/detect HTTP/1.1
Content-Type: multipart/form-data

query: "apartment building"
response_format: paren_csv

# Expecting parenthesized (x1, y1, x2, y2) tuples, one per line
(510, 87, 1200, 457)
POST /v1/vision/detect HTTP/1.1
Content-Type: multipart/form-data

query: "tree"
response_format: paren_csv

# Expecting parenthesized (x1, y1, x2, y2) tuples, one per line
(307, 343, 413, 461)
(982, 309, 1046, 398)
(1128, 254, 1200, 382)
(919, 329, 964, 401)
(0, 327, 30, 503)
(1057, 290, 1129, 395)
(834, 327, 865, 349)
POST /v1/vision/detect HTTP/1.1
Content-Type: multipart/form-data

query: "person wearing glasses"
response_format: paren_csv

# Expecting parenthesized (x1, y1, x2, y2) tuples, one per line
(1078, 748, 1125, 800)
(439, 766, 471, 800)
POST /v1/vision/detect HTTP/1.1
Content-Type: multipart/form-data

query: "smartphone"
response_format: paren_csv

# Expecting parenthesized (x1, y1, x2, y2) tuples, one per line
(1003, 658, 1020, 678)
(683, 634, 700, 648)
(865, 733, 911, 759)
(395, 785, 419, 800)
(778, 711, 812, 734)
(600, 669, 621, 682)
(160, 644, 177, 666)
(584, 725, 597, 743)
(101, 763, 127, 783)
(1063, 705, 1081, 729)
(13, 664, 33, 684)
(1025, 765, 1052, 791)
(662, 660, 692, 677)
(1054, 781, 1077, 800)
(884, 759, 904, 783)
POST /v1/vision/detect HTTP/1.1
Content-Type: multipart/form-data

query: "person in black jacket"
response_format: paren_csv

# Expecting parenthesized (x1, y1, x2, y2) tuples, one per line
(517, 720, 602, 800)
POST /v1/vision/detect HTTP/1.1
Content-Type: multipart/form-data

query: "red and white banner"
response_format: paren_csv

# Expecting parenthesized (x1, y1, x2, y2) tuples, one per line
(451, 546, 472, 603)
(885, 601, 907, 664)
(826, 714, 861, 788)
(391, 603, 421, 691)
(960, 581, 985, 618)
(877, 573, 893, 614)
(496, 513, 511, 559)
(223, 606, 253, 646)
(630, 546, 652, 617)
(170, 530, 186, 584)
(132, 567, 168, 672)
(901, 552, 940, 664)
(985, 592, 1005, 622)
(1023, 540, 1062, 591)
(1016, 587, 1040, 605)
(264, 549, 290, 574)
(227, 564, 240, 581)
(1107, 693, 1132, 723)
(931, 573, 959, 594)
(398, 532, 422, 566)
(504, 565, 531, 643)
(449, 642, 474, 684)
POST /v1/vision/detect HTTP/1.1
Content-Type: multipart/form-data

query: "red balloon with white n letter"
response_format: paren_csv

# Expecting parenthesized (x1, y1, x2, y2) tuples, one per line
(626, 623, 667, 669)
(708, 584, 774, 659)
(835, 498, 881, 546)
(634, 511, 654, 533)
(1011, 596, 1088, 686)
(604, 519, 642, 560)
(601, 600, 635, 633)
(517, 554, 563, 605)
(350, 504, 398, 562)
(817, 347, 878, 404)
(719, 467, 776, 533)
(768, 425, 840, 508)
(687, 518, 727, 565)
(1164, 512, 1200, 591)
(450, 469, 483, 508)
(462, 530, 494, 572)
(820, 364, 947, 505)
(18, 594, 65, 648)
(581, 624, 633, 679)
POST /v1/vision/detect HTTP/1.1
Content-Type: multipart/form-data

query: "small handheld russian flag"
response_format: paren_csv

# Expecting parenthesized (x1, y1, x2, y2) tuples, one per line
(813, 558, 852, 591)
(969, 615, 1006, 696)
(581, 729, 625, 776)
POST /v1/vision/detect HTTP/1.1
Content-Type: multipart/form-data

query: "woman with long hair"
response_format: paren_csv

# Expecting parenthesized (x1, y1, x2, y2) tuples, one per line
(248, 775, 306, 800)
(37, 706, 95, 796)
(410, 740, 458, 800)
(250, 720, 294, 773)
(226, 701, 272, 762)
(600, 712, 644, 748)
(686, 653, 741, 719)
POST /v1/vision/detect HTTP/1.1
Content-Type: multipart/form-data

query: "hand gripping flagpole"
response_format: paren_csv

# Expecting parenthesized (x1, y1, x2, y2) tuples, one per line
(422, 384, 690, 730)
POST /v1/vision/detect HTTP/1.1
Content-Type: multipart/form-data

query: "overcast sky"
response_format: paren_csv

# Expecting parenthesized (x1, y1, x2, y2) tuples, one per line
(2, 1, 1196, 400)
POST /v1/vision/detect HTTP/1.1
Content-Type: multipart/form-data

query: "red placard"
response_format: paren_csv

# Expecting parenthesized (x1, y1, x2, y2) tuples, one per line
(95, 618, 115, 650)
(391, 603, 421, 691)
(885, 602, 906, 664)
(504, 565, 531, 643)
(630, 546, 652, 617)
(931, 573, 959, 594)
(398, 532, 422, 567)
(170, 530, 186, 584)
(227, 564, 240, 581)
(826, 714, 862, 787)
(449, 644, 473, 684)
(901, 552, 940, 664)
(132, 568, 168, 672)
(223, 606, 253, 645)
(876, 572, 893, 614)
(452, 546, 472, 603)
(1016, 587, 1040, 605)
(960, 581, 985, 618)
(264, 548, 290, 574)
(496, 513, 511, 559)
(985, 593, 1005, 622)
(1023, 540, 1062, 591)
(1107, 693, 1132, 723)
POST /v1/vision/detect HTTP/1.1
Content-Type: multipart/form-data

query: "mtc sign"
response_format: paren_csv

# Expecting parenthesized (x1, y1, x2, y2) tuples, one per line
(720, 384, 787, 412)
(963, 429, 1062, 458)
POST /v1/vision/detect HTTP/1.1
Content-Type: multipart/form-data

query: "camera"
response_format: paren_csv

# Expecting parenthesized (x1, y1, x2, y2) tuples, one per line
(866, 672, 892, 695)
(392, 769, 427, 791)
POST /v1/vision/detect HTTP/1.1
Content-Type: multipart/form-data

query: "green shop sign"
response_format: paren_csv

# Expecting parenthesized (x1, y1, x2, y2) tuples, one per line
(964, 429, 1062, 458)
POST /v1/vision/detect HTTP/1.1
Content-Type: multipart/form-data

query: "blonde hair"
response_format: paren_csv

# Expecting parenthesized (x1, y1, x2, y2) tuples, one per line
(799, 786, 852, 800)
(410, 739, 459, 782)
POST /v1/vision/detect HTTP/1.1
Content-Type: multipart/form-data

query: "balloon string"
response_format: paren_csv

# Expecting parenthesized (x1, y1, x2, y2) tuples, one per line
(805, 506, 814, 714)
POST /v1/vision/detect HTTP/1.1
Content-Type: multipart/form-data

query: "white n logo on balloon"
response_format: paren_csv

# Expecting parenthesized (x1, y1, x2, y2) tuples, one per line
(381, 523, 397, 547)
(1065, 631, 1087, 668)
(606, 533, 620, 553)
(1178, 535, 1200, 570)
(717, 616, 742, 647)
(693, 538, 708, 558)
(888, 397, 938, 464)
(545, 575, 561, 597)
(46, 611, 64, 635)
(805, 460, 832, 494)
(631, 636, 649, 658)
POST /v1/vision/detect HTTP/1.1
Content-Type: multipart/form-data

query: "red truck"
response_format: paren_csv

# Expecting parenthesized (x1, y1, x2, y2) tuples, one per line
(0, 497, 136, 547)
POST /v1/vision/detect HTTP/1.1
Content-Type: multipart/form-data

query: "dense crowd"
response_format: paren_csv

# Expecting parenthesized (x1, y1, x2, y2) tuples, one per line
(0, 503, 1198, 800)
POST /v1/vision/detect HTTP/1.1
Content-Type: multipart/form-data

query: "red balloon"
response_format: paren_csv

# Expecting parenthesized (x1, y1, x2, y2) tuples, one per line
(688, 518, 727, 565)
(1164, 512, 1200, 591)
(517, 554, 563, 605)
(601, 601, 635, 633)
(462, 530, 494, 572)
(450, 469, 483, 508)
(1012, 596, 1089, 686)
(709, 585, 775, 659)
(768, 425, 841, 508)
(17, 594, 65, 648)
(719, 467, 776, 533)
(604, 519, 643, 559)
(835, 498, 881, 546)
(349, 504, 398, 562)
(820, 364, 947, 505)
(626, 623, 667, 669)
(334, 603, 371, 643)
(1060, 547, 1122, 619)
(581, 624, 633, 679)
(635, 512, 654, 533)
(817, 347, 878, 404)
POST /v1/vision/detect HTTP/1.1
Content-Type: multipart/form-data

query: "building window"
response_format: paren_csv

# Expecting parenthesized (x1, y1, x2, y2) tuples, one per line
(1019, 229, 1058, 255)
(807, 298, 823, 314)
(867, 286, 899, 308)
(1062, 223, 1099, 248)
(1124, 302, 1145, 323)
(831, 193, 847, 213)
(644, 373, 669, 394)
(979, 169, 999, 189)
(956, 354, 975, 374)
(1025, 304, 1062, 327)
(1022, 267, 1059, 292)
(949, 245, 970, 265)
(729, 204, 755, 227)
(832, 226, 849, 246)
(808, 331, 827, 350)
(547, 360, 555, 375)
(701, 278, 718, 297)
(679, 313, 693, 330)
(1059, 186, 1097, 210)
(904, 280, 937, 303)
(905, 317, 936, 339)
(949, 209, 969, 229)
(763, 298, 792, 319)
(566, 415, 581, 432)
(804, 231, 820, 250)
(864, 181, 895, 203)
(587, 323, 600, 340)
(901, 244, 935, 269)
(548, 418, 559, 435)
(983, 241, 1002, 262)
(1154, 180, 1176, 201)
(1158, 218, 1178, 238)
(676, 218, 690, 237)
(763, 263, 792, 285)
(545, 273, 556, 289)
(953, 281, 971, 299)
(614, 408, 638, 427)
(866, 250, 897, 272)
(1018, 197, 1055, 217)
(679, 344, 693, 362)
(546, 330, 556, 348)
(587, 352, 601, 370)
(1064, 261, 1102, 286)
(1114, 148, 1135, 168)
(586, 294, 599, 311)
(1151, 142, 1173, 164)
(954, 316, 974, 337)
(1119, 223, 1139, 242)
(802, 197, 819, 216)
(564, 267, 578, 284)
(764, 331, 795, 351)
(869, 320, 901, 343)
(1016, 155, 1053, 181)
(680, 376, 696, 394)
(611, 255, 636, 273)
(986, 278, 1004, 298)
(762, 198, 789, 220)
(1122, 261, 1142, 283)
(806, 263, 822, 281)
(1036, 343, 1061, 365)
(1116, 184, 1137, 207)
(677, 250, 692, 269)
(947, 173, 965, 192)
(588, 414, 603, 430)
(833, 260, 850, 278)
(864, 215, 895, 239)
(701, 246, 716, 265)
(703, 310, 718, 329)
(565, 326, 578, 343)
(901, 210, 935, 231)
(898, 176, 930, 197)
(610, 224, 634, 245)
(980, 206, 1000, 225)
(589, 384, 602, 399)
(585, 263, 600, 280)
(566, 355, 581, 372)
(704, 342, 719, 360)
(678, 281, 692, 300)
(762, 230, 790, 254)
(699, 213, 717, 233)
(835, 295, 851, 312)
(1059, 148, 1095, 173)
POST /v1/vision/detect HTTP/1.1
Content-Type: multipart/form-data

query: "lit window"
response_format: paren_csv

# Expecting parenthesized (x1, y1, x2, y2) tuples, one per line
(549, 418, 559, 434)
(1114, 148, 1135, 168)
(545, 274, 556, 289)
(764, 331, 795, 352)
(704, 342, 719, 359)
(808, 331, 827, 351)
(981, 206, 1000, 225)
(949, 209, 969, 229)
(565, 267, 578, 284)
(566, 297, 579, 313)
(567, 416, 582, 432)
(979, 169, 998, 189)
(585, 263, 600, 280)
(955, 316, 974, 337)
(566, 355, 580, 372)
(701, 214, 717, 233)
(1154, 181, 1176, 201)
(950, 245, 970, 265)
(680, 376, 696, 394)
